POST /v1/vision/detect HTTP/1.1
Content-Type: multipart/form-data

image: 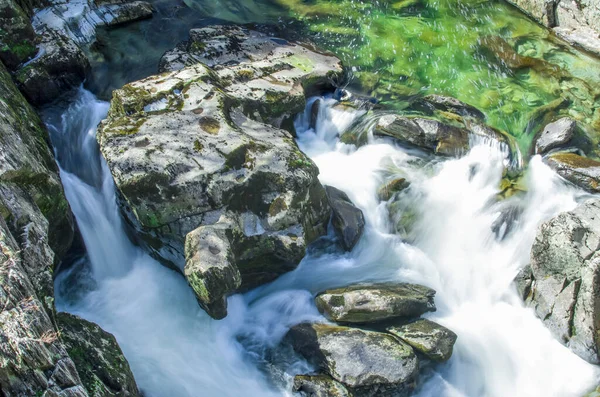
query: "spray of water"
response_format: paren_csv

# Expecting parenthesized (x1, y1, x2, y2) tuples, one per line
(50, 89, 599, 397)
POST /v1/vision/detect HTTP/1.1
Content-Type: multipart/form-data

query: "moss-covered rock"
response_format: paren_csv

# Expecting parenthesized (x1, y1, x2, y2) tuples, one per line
(98, 26, 341, 318)
(386, 319, 457, 362)
(545, 152, 600, 192)
(56, 312, 140, 397)
(0, 0, 37, 70)
(293, 374, 352, 397)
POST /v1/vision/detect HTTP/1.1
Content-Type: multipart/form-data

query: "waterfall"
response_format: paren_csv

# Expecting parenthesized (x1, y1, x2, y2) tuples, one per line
(48, 89, 599, 397)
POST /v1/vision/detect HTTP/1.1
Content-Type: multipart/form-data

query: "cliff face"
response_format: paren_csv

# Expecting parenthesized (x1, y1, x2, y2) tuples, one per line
(0, 61, 138, 396)
(506, 0, 600, 56)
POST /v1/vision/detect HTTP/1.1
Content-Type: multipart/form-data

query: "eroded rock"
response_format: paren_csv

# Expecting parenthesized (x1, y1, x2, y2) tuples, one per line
(315, 283, 436, 323)
(325, 186, 365, 251)
(527, 199, 600, 363)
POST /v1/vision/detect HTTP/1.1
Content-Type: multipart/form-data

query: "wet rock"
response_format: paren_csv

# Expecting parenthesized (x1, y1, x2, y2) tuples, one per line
(293, 374, 352, 397)
(101, 0, 153, 27)
(15, 29, 90, 105)
(386, 319, 457, 362)
(56, 313, 140, 397)
(377, 178, 410, 201)
(315, 283, 436, 323)
(534, 117, 576, 154)
(545, 152, 600, 193)
(514, 264, 533, 300)
(98, 26, 340, 318)
(285, 323, 418, 395)
(0, 0, 37, 70)
(411, 95, 485, 121)
(325, 186, 365, 251)
(527, 199, 600, 363)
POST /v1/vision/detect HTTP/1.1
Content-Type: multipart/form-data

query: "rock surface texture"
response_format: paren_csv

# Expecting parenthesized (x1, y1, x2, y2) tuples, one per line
(534, 117, 576, 154)
(526, 199, 600, 363)
(505, 0, 600, 57)
(98, 25, 343, 319)
(315, 283, 436, 323)
(0, 61, 138, 396)
(325, 186, 365, 251)
(545, 152, 600, 192)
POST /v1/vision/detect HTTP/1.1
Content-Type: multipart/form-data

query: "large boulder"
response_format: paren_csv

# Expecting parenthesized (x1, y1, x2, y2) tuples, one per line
(386, 319, 457, 362)
(527, 199, 600, 363)
(56, 313, 140, 397)
(98, 26, 342, 318)
(325, 186, 365, 251)
(545, 152, 600, 193)
(285, 323, 418, 396)
(315, 283, 436, 324)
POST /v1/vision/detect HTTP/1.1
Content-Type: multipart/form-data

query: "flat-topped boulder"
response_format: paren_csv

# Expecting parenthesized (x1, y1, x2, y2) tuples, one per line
(98, 26, 343, 318)
(285, 323, 418, 396)
(315, 283, 436, 323)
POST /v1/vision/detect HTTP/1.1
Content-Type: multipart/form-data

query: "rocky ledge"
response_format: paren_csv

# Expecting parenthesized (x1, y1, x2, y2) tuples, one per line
(285, 282, 457, 397)
(97, 25, 343, 319)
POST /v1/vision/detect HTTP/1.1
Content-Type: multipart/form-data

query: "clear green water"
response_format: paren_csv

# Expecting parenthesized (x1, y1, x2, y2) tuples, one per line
(89, 0, 600, 155)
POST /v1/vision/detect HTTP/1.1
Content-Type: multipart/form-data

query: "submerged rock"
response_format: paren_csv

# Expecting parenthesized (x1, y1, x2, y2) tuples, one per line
(325, 186, 365, 251)
(98, 26, 342, 318)
(293, 374, 352, 397)
(56, 313, 140, 397)
(286, 323, 418, 395)
(527, 199, 600, 363)
(534, 117, 576, 154)
(411, 95, 485, 121)
(377, 178, 410, 201)
(545, 152, 600, 193)
(386, 319, 457, 362)
(315, 283, 436, 323)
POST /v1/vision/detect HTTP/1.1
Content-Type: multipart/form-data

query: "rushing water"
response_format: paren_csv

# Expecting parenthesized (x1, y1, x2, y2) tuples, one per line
(46, 88, 600, 396)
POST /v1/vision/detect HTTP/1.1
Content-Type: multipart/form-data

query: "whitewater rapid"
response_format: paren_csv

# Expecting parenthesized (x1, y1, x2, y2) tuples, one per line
(48, 90, 599, 397)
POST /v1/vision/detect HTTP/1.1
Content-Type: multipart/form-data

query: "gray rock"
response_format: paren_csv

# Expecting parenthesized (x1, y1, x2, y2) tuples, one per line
(98, 26, 341, 318)
(545, 152, 600, 193)
(325, 186, 365, 251)
(412, 95, 485, 120)
(315, 283, 436, 324)
(293, 374, 352, 397)
(286, 323, 418, 395)
(386, 319, 457, 362)
(527, 199, 600, 363)
(535, 117, 576, 154)
(56, 313, 140, 397)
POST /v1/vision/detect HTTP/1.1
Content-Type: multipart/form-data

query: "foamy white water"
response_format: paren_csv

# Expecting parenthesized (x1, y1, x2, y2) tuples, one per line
(49, 90, 599, 397)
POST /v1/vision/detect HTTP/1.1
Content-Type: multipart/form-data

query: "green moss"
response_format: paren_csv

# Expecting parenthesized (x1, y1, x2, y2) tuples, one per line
(551, 153, 600, 169)
(193, 139, 203, 152)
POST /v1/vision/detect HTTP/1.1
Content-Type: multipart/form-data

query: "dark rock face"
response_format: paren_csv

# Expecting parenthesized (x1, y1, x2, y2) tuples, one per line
(527, 199, 600, 364)
(98, 26, 342, 319)
(0, 0, 37, 70)
(0, 61, 137, 396)
(315, 283, 436, 324)
(545, 152, 600, 193)
(57, 313, 140, 397)
(386, 319, 457, 362)
(534, 117, 576, 154)
(286, 323, 418, 396)
(325, 186, 365, 251)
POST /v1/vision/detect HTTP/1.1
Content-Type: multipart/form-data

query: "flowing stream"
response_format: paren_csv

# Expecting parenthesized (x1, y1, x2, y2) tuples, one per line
(45, 87, 600, 396)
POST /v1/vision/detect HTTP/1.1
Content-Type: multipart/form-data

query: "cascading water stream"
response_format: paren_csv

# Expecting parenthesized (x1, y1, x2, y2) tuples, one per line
(48, 89, 599, 397)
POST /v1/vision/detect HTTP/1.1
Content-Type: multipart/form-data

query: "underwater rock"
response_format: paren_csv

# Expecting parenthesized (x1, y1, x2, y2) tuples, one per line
(325, 186, 365, 251)
(545, 152, 600, 192)
(386, 319, 457, 362)
(293, 374, 352, 397)
(286, 323, 418, 396)
(315, 283, 436, 323)
(411, 95, 485, 121)
(98, 26, 342, 317)
(56, 313, 140, 397)
(535, 117, 576, 154)
(527, 199, 600, 364)
(377, 178, 410, 201)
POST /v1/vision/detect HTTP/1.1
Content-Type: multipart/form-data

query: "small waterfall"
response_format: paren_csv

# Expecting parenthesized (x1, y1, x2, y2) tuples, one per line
(48, 88, 599, 397)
